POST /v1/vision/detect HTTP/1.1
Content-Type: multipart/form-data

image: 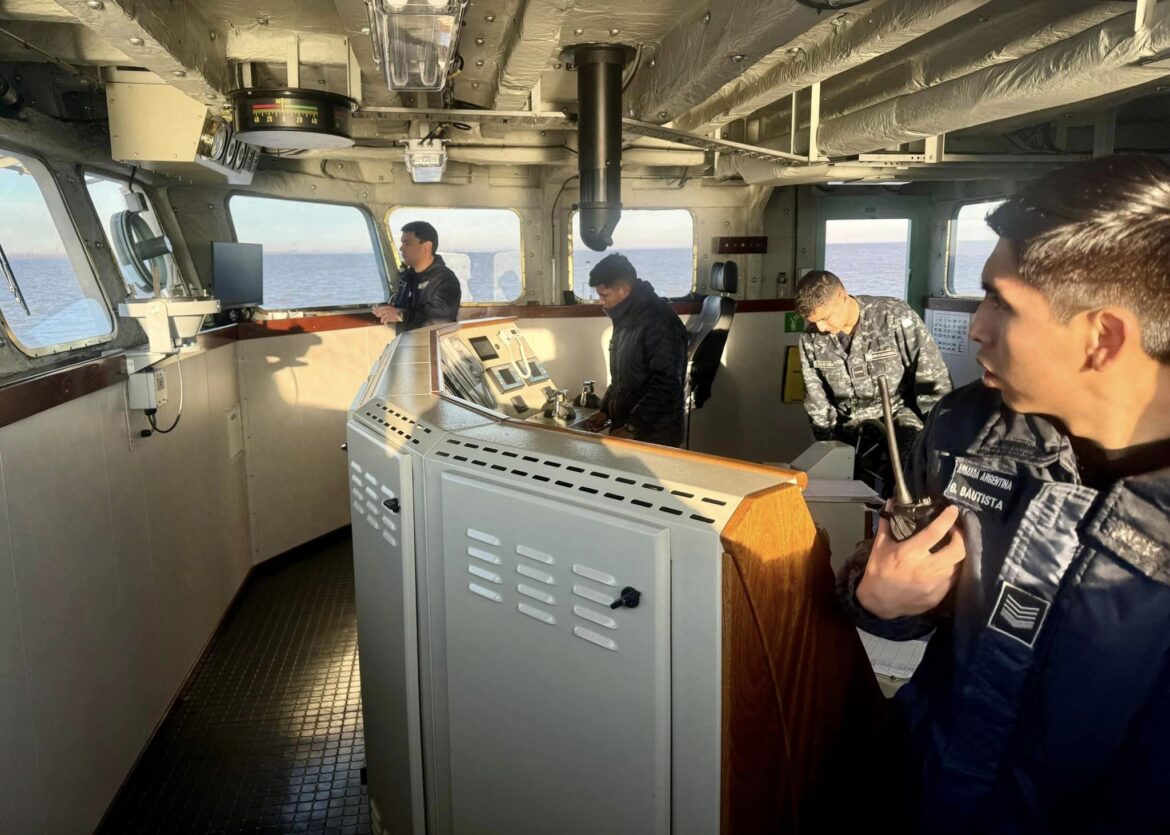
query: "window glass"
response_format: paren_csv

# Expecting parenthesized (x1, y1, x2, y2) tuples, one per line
(386, 207, 523, 304)
(571, 209, 694, 301)
(85, 172, 183, 298)
(0, 152, 113, 352)
(823, 218, 911, 300)
(948, 200, 1004, 297)
(230, 196, 386, 309)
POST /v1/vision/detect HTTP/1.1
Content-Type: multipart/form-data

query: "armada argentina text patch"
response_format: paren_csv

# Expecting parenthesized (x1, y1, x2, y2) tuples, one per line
(943, 457, 1016, 515)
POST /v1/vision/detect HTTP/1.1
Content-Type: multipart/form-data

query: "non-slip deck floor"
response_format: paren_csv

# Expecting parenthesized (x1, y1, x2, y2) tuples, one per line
(100, 533, 372, 834)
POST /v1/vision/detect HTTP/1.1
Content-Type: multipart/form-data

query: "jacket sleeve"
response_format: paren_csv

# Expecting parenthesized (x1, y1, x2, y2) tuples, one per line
(834, 402, 945, 641)
(895, 308, 953, 420)
(799, 335, 835, 441)
(419, 270, 462, 325)
(625, 315, 687, 434)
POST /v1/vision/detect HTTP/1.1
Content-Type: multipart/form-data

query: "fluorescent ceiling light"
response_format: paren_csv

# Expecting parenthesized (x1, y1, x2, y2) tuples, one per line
(366, 0, 466, 92)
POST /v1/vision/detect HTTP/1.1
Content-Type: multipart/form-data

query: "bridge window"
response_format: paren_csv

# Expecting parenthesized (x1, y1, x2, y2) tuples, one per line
(85, 172, 186, 299)
(386, 208, 524, 304)
(229, 196, 387, 309)
(947, 200, 1004, 297)
(570, 209, 695, 301)
(822, 218, 911, 301)
(0, 150, 113, 355)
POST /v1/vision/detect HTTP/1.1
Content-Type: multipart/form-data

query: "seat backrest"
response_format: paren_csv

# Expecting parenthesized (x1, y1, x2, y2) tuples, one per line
(686, 261, 739, 408)
(685, 261, 723, 356)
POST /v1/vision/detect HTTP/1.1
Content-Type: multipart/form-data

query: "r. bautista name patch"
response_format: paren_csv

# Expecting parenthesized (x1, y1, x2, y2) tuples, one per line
(944, 457, 1016, 515)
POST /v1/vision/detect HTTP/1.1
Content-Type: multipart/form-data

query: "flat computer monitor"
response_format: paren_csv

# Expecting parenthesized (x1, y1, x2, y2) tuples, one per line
(212, 241, 263, 308)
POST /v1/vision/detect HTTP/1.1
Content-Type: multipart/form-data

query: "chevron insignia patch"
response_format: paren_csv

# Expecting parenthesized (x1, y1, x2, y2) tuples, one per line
(988, 582, 1050, 648)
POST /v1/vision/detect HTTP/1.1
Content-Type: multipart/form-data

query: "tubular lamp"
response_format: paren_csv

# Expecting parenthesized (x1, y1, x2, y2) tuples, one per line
(366, 0, 466, 92)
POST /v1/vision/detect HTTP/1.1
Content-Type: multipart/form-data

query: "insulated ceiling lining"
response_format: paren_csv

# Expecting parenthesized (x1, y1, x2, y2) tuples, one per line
(560, 0, 709, 43)
(624, 0, 824, 123)
(671, 0, 992, 132)
(198, 0, 344, 34)
(815, 0, 1134, 120)
(816, 14, 1170, 158)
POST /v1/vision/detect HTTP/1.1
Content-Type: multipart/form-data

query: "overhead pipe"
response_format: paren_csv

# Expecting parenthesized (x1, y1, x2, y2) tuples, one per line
(566, 43, 633, 251)
(815, 13, 1170, 157)
(754, 0, 1130, 142)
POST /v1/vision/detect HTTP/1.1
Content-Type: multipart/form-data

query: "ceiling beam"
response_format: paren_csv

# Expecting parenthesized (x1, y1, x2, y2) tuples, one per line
(0, 0, 74, 23)
(672, 0, 992, 133)
(52, 0, 230, 104)
(0, 19, 128, 63)
(330, 0, 398, 106)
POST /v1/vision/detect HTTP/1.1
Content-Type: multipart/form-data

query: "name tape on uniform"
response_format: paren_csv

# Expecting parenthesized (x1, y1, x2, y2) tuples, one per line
(944, 457, 1016, 515)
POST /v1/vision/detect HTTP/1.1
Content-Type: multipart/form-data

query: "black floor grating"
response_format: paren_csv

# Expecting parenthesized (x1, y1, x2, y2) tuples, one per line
(99, 532, 372, 834)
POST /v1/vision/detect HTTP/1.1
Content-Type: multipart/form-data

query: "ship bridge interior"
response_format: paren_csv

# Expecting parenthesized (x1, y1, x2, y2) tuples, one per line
(1, 0, 1170, 832)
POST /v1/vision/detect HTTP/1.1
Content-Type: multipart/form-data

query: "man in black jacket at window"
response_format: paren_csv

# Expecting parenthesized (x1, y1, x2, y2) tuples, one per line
(374, 220, 461, 332)
(581, 253, 688, 447)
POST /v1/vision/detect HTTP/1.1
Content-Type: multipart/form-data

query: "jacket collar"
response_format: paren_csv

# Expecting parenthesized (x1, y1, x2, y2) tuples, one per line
(404, 253, 446, 281)
(605, 278, 653, 324)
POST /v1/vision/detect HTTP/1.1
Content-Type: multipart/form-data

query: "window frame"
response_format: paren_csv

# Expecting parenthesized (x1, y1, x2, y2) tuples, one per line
(227, 193, 390, 311)
(0, 149, 116, 357)
(82, 167, 189, 299)
(566, 207, 697, 303)
(944, 197, 1007, 298)
(384, 206, 527, 306)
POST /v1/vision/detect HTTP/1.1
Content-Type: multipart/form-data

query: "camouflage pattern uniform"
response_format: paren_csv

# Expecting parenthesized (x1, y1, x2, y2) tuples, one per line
(798, 296, 952, 448)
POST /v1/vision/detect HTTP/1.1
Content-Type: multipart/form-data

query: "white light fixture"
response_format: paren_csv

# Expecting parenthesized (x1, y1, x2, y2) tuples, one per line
(365, 0, 467, 92)
(404, 139, 447, 183)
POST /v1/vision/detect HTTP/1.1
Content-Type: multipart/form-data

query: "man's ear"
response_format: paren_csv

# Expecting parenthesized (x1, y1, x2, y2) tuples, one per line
(1085, 308, 1134, 371)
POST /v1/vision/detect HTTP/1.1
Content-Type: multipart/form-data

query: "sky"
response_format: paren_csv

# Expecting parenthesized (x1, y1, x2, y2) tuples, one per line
(0, 168, 71, 257)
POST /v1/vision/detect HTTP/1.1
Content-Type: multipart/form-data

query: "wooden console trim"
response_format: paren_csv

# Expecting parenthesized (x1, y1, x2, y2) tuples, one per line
(719, 483, 887, 832)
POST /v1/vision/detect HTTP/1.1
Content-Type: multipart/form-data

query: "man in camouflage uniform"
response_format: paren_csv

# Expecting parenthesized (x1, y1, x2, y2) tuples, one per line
(795, 270, 952, 479)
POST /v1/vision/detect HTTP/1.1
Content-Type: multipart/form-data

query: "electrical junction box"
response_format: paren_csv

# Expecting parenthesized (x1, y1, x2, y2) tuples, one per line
(128, 369, 168, 410)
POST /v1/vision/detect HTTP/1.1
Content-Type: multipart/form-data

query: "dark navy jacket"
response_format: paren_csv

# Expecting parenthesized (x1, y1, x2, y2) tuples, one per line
(390, 254, 461, 332)
(601, 279, 688, 447)
(840, 382, 1170, 834)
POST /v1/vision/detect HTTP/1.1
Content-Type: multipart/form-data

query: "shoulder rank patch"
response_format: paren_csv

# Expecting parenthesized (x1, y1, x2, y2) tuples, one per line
(988, 582, 1050, 648)
(944, 457, 1016, 515)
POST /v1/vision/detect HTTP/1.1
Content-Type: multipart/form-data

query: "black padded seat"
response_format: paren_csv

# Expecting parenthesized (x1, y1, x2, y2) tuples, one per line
(686, 261, 738, 411)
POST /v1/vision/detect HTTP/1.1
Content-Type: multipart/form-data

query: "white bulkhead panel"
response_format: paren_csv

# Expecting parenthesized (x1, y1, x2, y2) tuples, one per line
(439, 470, 671, 835)
(347, 423, 425, 835)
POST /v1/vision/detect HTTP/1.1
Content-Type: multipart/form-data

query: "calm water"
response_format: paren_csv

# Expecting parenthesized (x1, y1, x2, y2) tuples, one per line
(824, 241, 991, 299)
(2, 258, 111, 348)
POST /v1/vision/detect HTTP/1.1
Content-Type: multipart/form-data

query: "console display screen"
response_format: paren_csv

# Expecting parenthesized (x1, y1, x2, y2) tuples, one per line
(469, 336, 499, 361)
(497, 366, 516, 386)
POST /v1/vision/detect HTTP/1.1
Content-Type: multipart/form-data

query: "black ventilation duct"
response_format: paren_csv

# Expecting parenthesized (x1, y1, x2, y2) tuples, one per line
(569, 44, 633, 252)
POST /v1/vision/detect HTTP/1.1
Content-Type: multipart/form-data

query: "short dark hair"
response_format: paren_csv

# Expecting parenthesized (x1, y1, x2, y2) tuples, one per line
(794, 270, 844, 316)
(987, 154, 1170, 362)
(588, 252, 637, 287)
(402, 220, 439, 253)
